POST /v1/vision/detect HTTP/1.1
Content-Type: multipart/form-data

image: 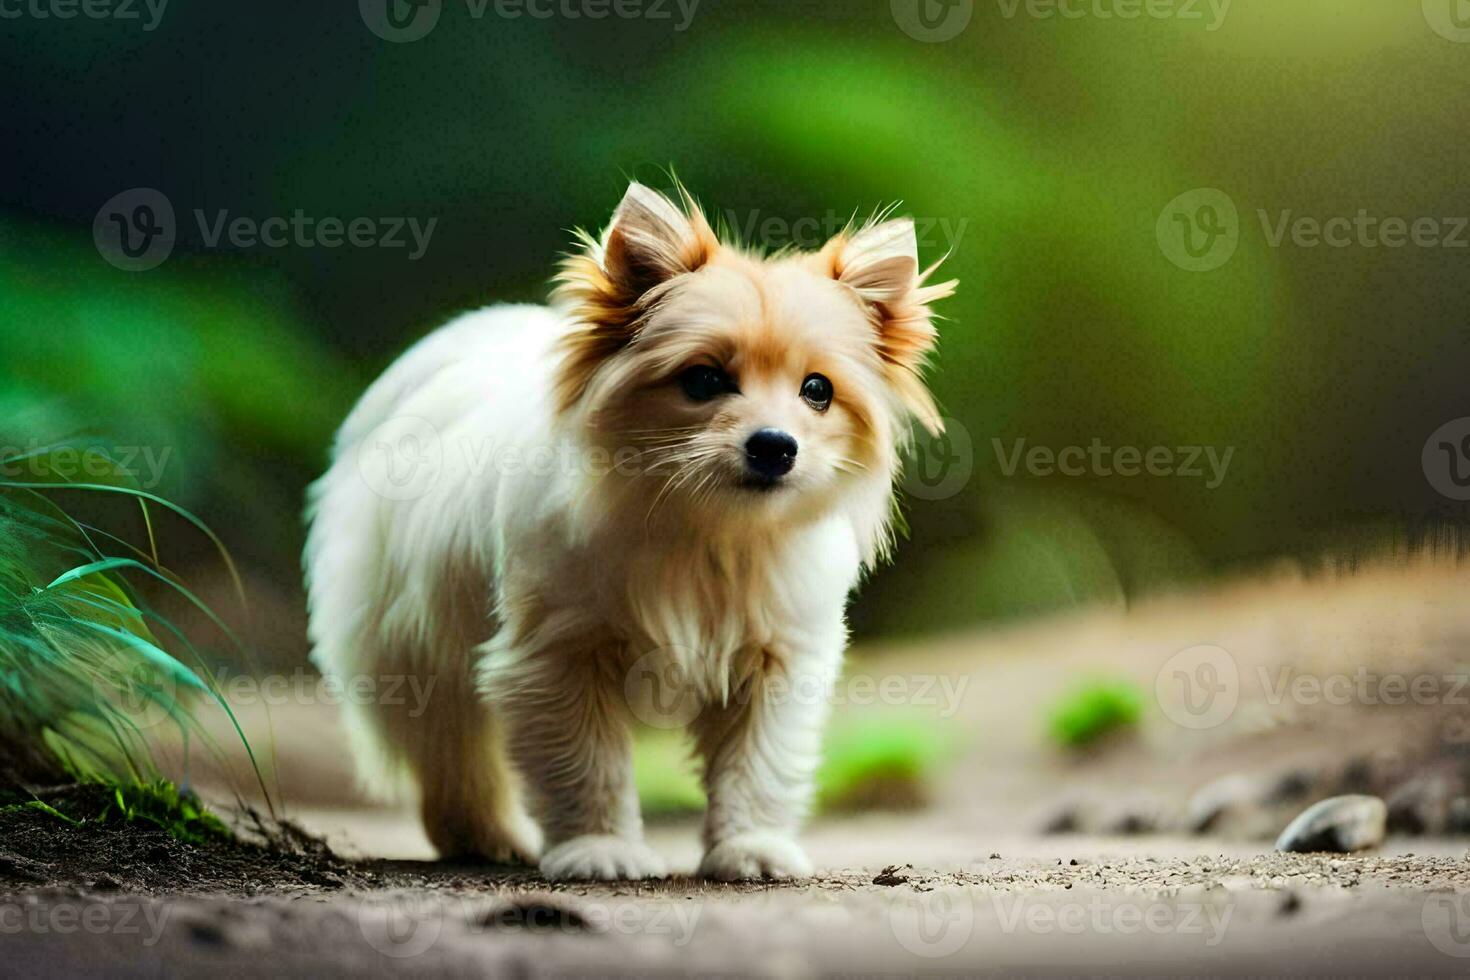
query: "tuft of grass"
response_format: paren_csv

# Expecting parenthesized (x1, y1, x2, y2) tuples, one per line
(2, 779, 230, 845)
(97, 779, 231, 844)
(0, 443, 268, 818)
(1047, 679, 1143, 748)
(634, 716, 949, 818)
(816, 719, 946, 812)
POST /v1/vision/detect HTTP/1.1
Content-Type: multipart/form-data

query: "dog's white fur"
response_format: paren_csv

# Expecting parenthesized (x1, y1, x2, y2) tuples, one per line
(305, 183, 953, 881)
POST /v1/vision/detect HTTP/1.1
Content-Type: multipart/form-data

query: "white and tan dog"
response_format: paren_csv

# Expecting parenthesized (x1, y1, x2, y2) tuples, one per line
(304, 183, 954, 881)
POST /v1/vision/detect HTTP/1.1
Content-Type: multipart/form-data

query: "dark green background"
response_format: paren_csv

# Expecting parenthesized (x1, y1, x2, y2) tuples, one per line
(2, 0, 1466, 654)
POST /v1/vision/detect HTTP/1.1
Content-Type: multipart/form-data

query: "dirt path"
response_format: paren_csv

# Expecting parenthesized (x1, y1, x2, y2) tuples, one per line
(8, 560, 1470, 976)
(7, 814, 1470, 977)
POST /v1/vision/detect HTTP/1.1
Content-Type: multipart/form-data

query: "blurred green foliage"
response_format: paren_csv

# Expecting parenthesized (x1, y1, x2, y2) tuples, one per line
(2, 1, 1467, 646)
(1047, 679, 1144, 748)
(634, 717, 947, 817)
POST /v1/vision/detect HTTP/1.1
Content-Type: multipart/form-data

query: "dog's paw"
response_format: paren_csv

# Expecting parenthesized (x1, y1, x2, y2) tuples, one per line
(699, 833, 812, 882)
(425, 809, 543, 866)
(540, 835, 668, 882)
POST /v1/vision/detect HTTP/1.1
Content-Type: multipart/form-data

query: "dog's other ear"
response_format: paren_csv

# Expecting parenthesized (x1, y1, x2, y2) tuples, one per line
(821, 217, 956, 436)
(554, 183, 717, 411)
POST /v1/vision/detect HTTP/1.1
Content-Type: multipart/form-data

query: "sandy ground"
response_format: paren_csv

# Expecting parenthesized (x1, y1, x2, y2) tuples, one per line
(8, 560, 1470, 977)
(8, 825, 1470, 977)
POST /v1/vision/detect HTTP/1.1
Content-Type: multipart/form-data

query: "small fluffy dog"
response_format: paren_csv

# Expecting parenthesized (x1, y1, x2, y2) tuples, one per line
(305, 183, 954, 881)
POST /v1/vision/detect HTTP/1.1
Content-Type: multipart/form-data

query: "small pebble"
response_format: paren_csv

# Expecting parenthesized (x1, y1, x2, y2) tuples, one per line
(1275, 795, 1387, 854)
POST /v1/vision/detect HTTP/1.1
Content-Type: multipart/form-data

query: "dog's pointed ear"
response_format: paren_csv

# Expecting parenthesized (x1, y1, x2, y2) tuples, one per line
(602, 182, 717, 298)
(829, 217, 920, 303)
(553, 183, 718, 412)
(821, 217, 956, 436)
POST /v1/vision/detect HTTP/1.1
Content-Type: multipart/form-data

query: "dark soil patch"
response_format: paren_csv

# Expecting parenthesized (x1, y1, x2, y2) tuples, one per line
(0, 783, 361, 897)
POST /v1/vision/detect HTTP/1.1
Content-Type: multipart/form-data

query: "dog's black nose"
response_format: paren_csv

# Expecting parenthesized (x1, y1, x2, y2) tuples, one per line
(744, 428, 798, 480)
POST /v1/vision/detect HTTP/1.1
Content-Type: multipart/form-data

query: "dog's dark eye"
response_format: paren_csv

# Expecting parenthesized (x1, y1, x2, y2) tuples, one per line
(801, 373, 834, 412)
(679, 365, 734, 402)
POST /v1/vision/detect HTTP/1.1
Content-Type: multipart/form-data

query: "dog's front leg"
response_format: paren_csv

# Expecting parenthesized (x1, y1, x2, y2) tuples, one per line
(692, 647, 840, 881)
(486, 645, 666, 882)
